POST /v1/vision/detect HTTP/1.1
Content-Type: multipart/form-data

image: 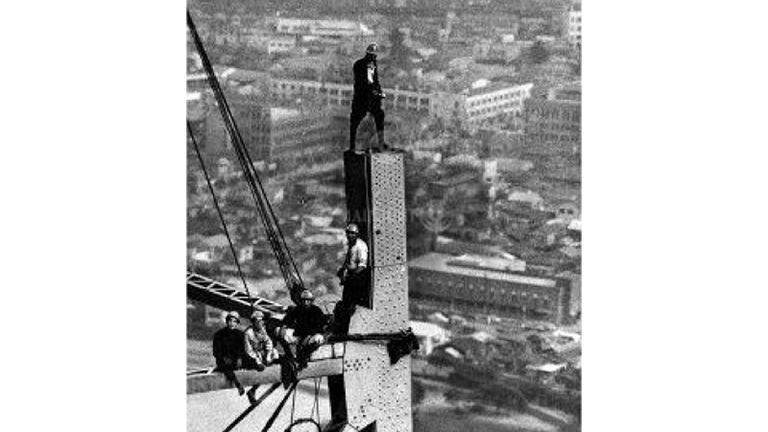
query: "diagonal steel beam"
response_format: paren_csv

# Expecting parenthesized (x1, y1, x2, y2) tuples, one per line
(261, 382, 298, 432)
(221, 383, 281, 432)
(187, 271, 288, 318)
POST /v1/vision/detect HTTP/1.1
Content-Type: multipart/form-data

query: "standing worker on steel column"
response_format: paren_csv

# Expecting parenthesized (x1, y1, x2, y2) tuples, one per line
(334, 223, 369, 334)
(350, 43, 389, 152)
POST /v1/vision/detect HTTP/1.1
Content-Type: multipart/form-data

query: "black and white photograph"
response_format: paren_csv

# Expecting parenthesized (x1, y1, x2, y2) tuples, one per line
(186, 1, 581, 431)
(7, 1, 768, 432)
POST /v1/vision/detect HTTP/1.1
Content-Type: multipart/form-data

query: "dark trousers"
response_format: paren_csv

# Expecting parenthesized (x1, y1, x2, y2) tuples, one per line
(215, 357, 243, 390)
(350, 102, 385, 150)
(242, 355, 266, 371)
(332, 272, 367, 335)
(332, 300, 356, 336)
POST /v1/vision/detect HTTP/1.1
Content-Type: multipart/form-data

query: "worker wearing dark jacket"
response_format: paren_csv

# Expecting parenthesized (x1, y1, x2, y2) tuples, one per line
(350, 43, 388, 151)
(212, 311, 246, 394)
(280, 290, 328, 369)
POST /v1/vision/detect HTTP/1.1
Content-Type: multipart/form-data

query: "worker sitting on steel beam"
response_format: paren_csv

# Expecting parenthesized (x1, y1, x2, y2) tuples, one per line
(212, 311, 246, 395)
(280, 290, 328, 370)
(333, 222, 370, 335)
(243, 310, 279, 372)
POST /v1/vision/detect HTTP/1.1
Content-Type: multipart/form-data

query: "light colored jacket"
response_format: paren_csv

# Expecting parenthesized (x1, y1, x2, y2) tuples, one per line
(244, 326, 273, 362)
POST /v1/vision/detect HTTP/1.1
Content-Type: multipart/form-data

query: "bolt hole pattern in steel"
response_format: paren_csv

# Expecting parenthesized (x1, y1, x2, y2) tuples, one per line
(340, 152, 413, 432)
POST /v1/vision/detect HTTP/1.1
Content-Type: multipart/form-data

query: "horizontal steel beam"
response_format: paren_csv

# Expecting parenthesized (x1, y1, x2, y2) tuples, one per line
(187, 358, 344, 395)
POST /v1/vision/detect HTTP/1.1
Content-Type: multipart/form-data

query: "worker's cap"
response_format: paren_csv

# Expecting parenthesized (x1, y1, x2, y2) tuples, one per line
(250, 310, 264, 321)
(225, 311, 241, 323)
(365, 43, 379, 54)
(345, 223, 360, 234)
(300, 290, 315, 301)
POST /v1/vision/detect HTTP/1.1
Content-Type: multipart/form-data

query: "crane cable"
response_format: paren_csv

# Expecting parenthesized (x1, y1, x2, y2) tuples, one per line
(283, 377, 322, 432)
(188, 9, 298, 295)
(187, 10, 305, 304)
(187, 120, 253, 302)
(311, 378, 321, 423)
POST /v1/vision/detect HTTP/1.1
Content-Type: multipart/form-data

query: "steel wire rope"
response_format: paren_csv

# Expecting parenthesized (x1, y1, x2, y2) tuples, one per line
(311, 378, 321, 423)
(283, 418, 320, 432)
(290, 377, 298, 424)
(187, 10, 304, 304)
(187, 121, 253, 302)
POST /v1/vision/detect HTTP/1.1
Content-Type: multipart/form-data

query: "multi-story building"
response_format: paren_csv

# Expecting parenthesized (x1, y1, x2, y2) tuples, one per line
(199, 92, 342, 176)
(269, 79, 433, 114)
(461, 80, 534, 128)
(187, 73, 208, 94)
(266, 36, 297, 54)
(523, 83, 581, 156)
(245, 104, 342, 175)
(274, 18, 374, 39)
(269, 78, 533, 129)
(409, 252, 574, 324)
(568, 3, 582, 47)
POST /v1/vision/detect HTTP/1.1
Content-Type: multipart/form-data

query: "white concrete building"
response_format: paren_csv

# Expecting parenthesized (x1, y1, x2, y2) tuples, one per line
(462, 80, 534, 128)
(275, 18, 374, 39)
(568, 5, 582, 46)
(267, 36, 297, 54)
(268, 78, 532, 128)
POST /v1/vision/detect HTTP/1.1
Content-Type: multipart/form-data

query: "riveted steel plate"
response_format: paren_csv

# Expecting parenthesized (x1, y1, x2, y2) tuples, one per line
(348, 264, 409, 334)
(342, 342, 412, 432)
(369, 152, 407, 267)
(335, 150, 412, 432)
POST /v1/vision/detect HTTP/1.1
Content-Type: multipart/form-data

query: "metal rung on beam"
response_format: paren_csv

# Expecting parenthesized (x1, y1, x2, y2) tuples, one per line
(187, 271, 288, 318)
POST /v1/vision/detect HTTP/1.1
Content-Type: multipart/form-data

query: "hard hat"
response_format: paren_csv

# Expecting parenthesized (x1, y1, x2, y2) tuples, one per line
(300, 290, 314, 301)
(345, 223, 360, 234)
(250, 310, 264, 321)
(365, 43, 379, 54)
(225, 311, 241, 323)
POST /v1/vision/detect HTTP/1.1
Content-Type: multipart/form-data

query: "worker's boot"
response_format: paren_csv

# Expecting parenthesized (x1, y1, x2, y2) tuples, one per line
(377, 129, 389, 151)
(349, 124, 358, 151)
(246, 386, 258, 404)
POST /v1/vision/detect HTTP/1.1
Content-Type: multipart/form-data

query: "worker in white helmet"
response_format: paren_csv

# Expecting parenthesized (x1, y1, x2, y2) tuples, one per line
(337, 223, 369, 287)
(333, 222, 370, 334)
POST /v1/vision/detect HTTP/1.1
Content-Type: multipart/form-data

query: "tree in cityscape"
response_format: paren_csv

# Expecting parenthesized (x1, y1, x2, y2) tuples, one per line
(416, 199, 455, 251)
(412, 380, 426, 408)
(529, 40, 550, 64)
(476, 383, 529, 412)
(388, 26, 412, 71)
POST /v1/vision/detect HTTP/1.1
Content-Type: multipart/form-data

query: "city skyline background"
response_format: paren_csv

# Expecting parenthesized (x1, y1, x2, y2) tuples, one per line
(187, 1, 582, 431)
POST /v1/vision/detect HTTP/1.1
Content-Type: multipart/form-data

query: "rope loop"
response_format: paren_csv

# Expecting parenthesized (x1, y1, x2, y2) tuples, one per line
(283, 418, 321, 432)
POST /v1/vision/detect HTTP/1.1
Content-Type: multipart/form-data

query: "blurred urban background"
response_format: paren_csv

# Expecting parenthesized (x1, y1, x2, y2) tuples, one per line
(187, 0, 581, 430)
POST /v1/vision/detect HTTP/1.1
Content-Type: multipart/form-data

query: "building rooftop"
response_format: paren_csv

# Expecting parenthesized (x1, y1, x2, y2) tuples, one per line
(466, 80, 533, 97)
(410, 320, 449, 339)
(447, 254, 526, 273)
(270, 107, 301, 121)
(409, 253, 558, 288)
